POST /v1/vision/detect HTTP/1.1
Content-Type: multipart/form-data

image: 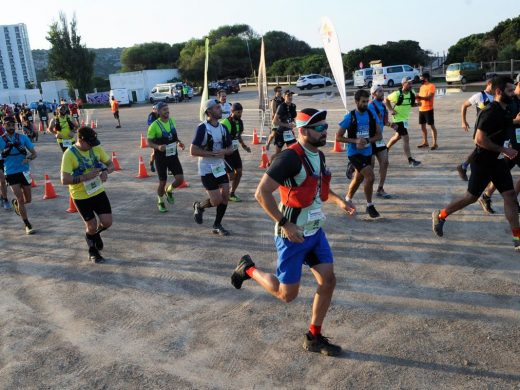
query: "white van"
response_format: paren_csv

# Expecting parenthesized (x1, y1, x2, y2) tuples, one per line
(353, 68, 373, 88)
(109, 88, 130, 106)
(149, 84, 180, 103)
(372, 65, 420, 87)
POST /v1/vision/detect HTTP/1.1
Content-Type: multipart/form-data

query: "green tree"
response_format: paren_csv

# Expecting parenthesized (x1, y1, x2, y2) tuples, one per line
(46, 12, 95, 98)
(120, 42, 179, 71)
(446, 34, 484, 63)
(263, 31, 311, 65)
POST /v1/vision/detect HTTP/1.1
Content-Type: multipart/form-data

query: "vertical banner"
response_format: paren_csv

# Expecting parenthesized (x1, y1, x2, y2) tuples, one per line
(258, 37, 268, 111)
(320, 17, 347, 110)
(200, 37, 210, 121)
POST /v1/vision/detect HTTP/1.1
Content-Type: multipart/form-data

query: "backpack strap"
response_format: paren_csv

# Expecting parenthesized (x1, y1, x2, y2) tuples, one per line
(346, 109, 358, 139)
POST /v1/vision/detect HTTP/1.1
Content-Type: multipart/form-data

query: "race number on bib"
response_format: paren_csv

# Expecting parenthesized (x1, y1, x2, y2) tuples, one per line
(232, 139, 239, 151)
(304, 208, 325, 237)
(22, 171, 31, 184)
(498, 140, 511, 160)
(516, 128, 520, 143)
(73, 114, 78, 119)
(83, 176, 103, 195)
(62, 139, 73, 148)
(375, 139, 386, 148)
(165, 142, 177, 156)
(283, 130, 295, 142)
(210, 162, 226, 178)
(403, 121, 409, 128)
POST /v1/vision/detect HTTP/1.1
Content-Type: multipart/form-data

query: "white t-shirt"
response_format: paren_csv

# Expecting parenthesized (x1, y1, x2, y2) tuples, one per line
(468, 91, 494, 111)
(220, 102, 232, 119)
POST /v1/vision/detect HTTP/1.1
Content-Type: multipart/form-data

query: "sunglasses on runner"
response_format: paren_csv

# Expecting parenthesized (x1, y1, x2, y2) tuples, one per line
(305, 123, 328, 132)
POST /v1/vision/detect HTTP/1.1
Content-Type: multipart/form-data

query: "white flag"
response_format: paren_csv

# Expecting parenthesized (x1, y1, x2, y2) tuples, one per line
(258, 38, 267, 111)
(200, 38, 209, 121)
(320, 17, 347, 110)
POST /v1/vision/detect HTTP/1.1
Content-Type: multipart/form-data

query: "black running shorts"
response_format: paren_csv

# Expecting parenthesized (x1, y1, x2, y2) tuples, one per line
(393, 122, 408, 136)
(468, 158, 514, 197)
(348, 154, 372, 172)
(73, 191, 112, 222)
(113, 111, 119, 119)
(5, 172, 30, 186)
(225, 150, 242, 172)
(419, 110, 435, 125)
(200, 173, 229, 191)
(274, 129, 297, 149)
(154, 152, 183, 181)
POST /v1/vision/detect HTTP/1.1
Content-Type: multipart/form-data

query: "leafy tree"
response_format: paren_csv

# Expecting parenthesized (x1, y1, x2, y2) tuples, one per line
(263, 31, 311, 65)
(446, 34, 484, 63)
(92, 76, 110, 91)
(46, 12, 95, 98)
(120, 42, 179, 71)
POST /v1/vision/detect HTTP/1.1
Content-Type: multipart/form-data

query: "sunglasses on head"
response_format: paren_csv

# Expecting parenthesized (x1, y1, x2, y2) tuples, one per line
(305, 123, 328, 132)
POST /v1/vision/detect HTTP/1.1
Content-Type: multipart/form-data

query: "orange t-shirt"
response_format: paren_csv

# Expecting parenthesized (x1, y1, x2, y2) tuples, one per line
(111, 100, 119, 112)
(418, 83, 435, 111)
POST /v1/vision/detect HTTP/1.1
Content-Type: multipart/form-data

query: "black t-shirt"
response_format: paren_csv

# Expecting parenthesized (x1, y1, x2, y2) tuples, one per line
(275, 102, 296, 129)
(266, 147, 326, 185)
(475, 101, 513, 160)
(507, 96, 520, 150)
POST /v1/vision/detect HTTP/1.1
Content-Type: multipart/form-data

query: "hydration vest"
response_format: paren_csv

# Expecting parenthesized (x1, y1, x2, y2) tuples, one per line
(55, 115, 75, 133)
(346, 109, 376, 139)
(476, 91, 491, 113)
(222, 117, 243, 140)
(278, 143, 331, 209)
(153, 118, 179, 145)
(1, 133, 27, 158)
(201, 122, 228, 152)
(69, 146, 103, 177)
(396, 88, 416, 107)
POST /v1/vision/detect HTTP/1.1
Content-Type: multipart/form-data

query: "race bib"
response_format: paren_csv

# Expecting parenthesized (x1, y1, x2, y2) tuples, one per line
(232, 139, 239, 151)
(375, 139, 386, 148)
(516, 128, 520, 143)
(210, 161, 226, 178)
(498, 140, 511, 160)
(41, 116, 47, 121)
(73, 114, 78, 119)
(62, 139, 73, 148)
(283, 130, 295, 142)
(28, 116, 33, 121)
(22, 171, 31, 184)
(83, 176, 103, 195)
(304, 208, 325, 237)
(165, 142, 177, 157)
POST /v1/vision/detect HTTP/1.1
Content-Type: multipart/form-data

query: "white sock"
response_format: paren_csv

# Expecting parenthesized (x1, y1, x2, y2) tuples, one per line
(367, 202, 374, 207)
(345, 196, 351, 202)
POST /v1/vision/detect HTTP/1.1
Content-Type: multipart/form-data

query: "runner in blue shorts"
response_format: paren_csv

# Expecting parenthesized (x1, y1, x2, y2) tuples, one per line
(231, 108, 355, 356)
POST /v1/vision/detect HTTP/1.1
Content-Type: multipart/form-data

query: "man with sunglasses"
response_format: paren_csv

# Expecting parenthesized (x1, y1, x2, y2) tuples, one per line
(269, 90, 297, 163)
(231, 108, 355, 356)
(337, 89, 383, 218)
(61, 127, 116, 263)
(0, 115, 37, 234)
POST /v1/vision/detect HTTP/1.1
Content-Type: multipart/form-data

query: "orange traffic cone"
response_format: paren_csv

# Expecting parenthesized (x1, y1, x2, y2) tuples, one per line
(43, 174, 58, 199)
(177, 180, 189, 189)
(136, 156, 150, 178)
(332, 140, 345, 153)
(252, 128, 260, 145)
(258, 146, 269, 169)
(66, 195, 77, 213)
(39, 121, 44, 133)
(140, 133, 147, 149)
(30, 173, 37, 187)
(112, 152, 121, 171)
(81, 119, 85, 127)
(91, 119, 95, 128)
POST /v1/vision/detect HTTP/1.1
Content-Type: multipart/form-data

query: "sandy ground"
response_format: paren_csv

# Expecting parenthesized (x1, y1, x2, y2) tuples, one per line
(1, 86, 520, 389)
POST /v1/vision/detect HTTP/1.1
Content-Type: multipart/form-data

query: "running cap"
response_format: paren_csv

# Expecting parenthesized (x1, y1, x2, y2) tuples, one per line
(295, 108, 327, 127)
(401, 77, 413, 84)
(78, 126, 100, 147)
(203, 99, 219, 113)
(284, 90, 295, 96)
(155, 101, 168, 111)
(370, 84, 383, 94)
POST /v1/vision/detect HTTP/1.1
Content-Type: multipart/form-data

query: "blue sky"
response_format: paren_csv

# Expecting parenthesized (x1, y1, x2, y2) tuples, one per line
(1, 0, 518, 55)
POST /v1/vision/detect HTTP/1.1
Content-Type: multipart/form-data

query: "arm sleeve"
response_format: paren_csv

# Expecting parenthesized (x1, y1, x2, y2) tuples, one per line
(266, 150, 302, 185)
(191, 123, 206, 146)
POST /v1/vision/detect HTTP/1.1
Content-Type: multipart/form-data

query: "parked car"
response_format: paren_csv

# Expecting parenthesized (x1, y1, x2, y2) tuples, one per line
(28, 101, 53, 111)
(372, 65, 420, 87)
(208, 79, 240, 95)
(354, 68, 374, 88)
(445, 62, 486, 85)
(296, 74, 333, 90)
(149, 84, 180, 103)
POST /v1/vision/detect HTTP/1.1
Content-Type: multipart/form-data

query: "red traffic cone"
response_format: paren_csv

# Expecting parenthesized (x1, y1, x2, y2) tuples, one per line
(66, 195, 78, 213)
(30, 173, 37, 187)
(258, 146, 269, 169)
(136, 156, 150, 178)
(112, 151, 121, 171)
(177, 180, 189, 189)
(81, 119, 85, 127)
(332, 140, 345, 153)
(43, 174, 58, 199)
(252, 128, 260, 145)
(91, 119, 95, 128)
(140, 133, 147, 149)
(39, 121, 44, 133)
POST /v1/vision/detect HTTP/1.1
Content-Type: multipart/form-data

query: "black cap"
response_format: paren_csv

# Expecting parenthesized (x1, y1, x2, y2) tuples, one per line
(284, 90, 295, 95)
(78, 127, 100, 147)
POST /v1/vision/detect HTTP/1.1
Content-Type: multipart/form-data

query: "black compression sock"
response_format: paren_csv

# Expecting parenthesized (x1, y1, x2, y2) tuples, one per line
(214, 203, 227, 226)
(23, 219, 31, 228)
(200, 198, 212, 209)
(85, 233, 96, 249)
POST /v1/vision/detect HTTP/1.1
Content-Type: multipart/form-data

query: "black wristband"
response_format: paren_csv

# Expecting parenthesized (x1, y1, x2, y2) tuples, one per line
(278, 216, 288, 226)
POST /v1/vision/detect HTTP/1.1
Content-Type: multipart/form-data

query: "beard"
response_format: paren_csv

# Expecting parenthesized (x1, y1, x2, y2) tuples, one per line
(358, 107, 368, 113)
(308, 136, 327, 147)
(501, 94, 513, 104)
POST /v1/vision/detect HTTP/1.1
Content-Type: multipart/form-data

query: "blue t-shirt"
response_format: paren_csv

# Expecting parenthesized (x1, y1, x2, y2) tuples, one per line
(339, 110, 372, 157)
(368, 100, 385, 131)
(0, 133, 33, 174)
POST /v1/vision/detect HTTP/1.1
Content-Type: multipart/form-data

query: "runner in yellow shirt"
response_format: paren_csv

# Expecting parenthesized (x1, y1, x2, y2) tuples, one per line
(48, 104, 78, 152)
(61, 127, 115, 263)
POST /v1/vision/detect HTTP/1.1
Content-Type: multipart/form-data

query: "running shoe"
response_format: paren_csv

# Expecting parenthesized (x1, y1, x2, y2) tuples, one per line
(376, 190, 392, 199)
(89, 248, 105, 263)
(165, 185, 175, 204)
(417, 143, 429, 148)
(478, 196, 495, 214)
(3, 199, 11, 210)
(229, 194, 242, 202)
(115, 125, 121, 129)
(302, 332, 342, 357)
(430, 144, 439, 150)
(366, 205, 380, 219)
(150, 161, 155, 172)
(408, 159, 421, 167)
(157, 201, 168, 213)
(193, 201, 204, 224)
(432, 210, 445, 237)
(231, 254, 255, 289)
(346, 162, 355, 180)
(514, 238, 520, 252)
(11, 199, 20, 216)
(212, 224, 230, 236)
(25, 225, 34, 235)
(456, 164, 468, 181)
(93, 233, 104, 251)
